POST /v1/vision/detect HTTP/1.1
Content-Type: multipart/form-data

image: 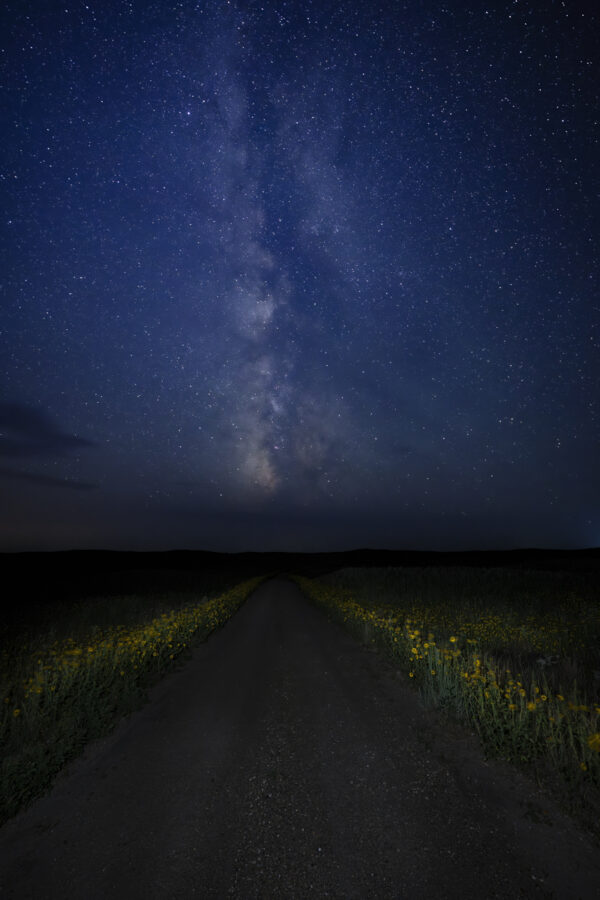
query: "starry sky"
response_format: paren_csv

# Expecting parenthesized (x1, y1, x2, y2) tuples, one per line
(1, 1, 598, 553)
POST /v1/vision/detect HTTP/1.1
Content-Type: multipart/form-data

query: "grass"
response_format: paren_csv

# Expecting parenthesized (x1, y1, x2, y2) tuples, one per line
(294, 566, 600, 842)
(0, 574, 265, 827)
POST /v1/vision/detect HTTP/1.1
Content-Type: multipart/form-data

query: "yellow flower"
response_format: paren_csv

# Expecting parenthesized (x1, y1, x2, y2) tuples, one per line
(409, 672, 414, 678)
(587, 733, 600, 753)
(449, 636, 457, 643)
(526, 702, 536, 711)
(13, 708, 21, 717)
(508, 703, 517, 710)
(431, 670, 436, 676)
(580, 762, 588, 772)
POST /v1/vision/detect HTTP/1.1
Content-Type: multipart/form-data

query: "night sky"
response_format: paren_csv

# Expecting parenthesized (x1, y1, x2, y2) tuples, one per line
(1, 1, 598, 553)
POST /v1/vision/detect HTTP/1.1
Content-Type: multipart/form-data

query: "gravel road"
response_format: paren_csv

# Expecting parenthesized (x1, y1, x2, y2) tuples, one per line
(1, 577, 599, 899)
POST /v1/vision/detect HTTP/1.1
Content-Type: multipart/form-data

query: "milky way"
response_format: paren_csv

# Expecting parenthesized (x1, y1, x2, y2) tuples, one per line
(1, 2, 598, 551)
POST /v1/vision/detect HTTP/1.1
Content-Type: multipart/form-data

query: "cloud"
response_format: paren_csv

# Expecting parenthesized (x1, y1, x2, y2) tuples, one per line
(0, 466, 97, 491)
(0, 403, 95, 458)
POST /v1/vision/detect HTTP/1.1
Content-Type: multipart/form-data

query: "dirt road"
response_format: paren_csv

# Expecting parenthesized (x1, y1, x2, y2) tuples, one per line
(1, 578, 599, 899)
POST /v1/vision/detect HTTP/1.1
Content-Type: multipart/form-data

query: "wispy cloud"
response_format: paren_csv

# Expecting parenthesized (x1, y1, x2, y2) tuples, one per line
(0, 403, 95, 459)
(0, 466, 97, 491)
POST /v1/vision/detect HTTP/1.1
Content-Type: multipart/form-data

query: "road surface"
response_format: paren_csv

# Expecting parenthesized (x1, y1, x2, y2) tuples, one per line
(1, 578, 599, 898)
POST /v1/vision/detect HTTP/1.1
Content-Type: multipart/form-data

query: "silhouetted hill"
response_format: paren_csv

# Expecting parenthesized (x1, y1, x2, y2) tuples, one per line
(2, 545, 599, 597)
(1, 547, 598, 640)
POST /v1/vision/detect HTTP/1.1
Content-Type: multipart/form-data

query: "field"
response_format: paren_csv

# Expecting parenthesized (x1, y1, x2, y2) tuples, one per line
(0, 572, 265, 827)
(295, 565, 600, 839)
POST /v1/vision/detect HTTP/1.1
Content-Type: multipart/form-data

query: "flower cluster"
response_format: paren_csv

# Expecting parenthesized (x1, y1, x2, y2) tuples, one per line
(294, 575, 600, 782)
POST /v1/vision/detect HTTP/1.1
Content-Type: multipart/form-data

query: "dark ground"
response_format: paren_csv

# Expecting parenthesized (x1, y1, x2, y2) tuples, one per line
(1, 577, 599, 899)
(4, 547, 600, 592)
(2, 546, 599, 636)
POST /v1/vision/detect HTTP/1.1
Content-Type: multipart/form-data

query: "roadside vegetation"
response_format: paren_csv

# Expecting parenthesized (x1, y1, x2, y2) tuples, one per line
(1, 575, 265, 827)
(295, 566, 600, 841)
